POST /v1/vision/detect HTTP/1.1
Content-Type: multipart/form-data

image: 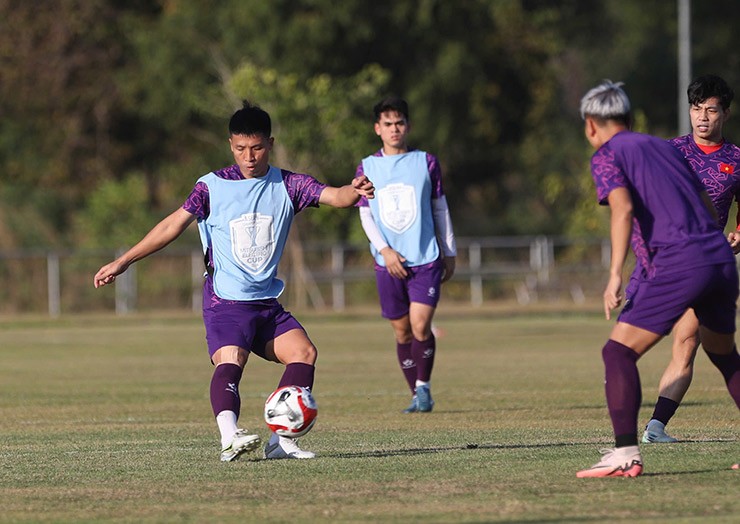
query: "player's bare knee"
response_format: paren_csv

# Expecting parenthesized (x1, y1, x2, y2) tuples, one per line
(411, 327, 432, 341)
(292, 342, 317, 364)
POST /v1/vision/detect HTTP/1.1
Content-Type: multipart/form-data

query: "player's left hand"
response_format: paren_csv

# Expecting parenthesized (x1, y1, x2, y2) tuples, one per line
(727, 231, 740, 254)
(352, 175, 375, 199)
(441, 256, 456, 283)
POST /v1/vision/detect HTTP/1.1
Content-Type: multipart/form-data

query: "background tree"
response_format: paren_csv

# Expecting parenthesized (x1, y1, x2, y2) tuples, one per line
(1, 0, 738, 252)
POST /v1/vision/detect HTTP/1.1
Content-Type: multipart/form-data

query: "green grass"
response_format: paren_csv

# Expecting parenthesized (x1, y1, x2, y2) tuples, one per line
(0, 311, 738, 523)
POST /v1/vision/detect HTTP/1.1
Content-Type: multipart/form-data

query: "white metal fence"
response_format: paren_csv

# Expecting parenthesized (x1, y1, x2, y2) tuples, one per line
(0, 236, 614, 316)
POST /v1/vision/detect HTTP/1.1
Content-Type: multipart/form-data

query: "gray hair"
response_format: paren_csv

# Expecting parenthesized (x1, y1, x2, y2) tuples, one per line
(580, 80, 631, 122)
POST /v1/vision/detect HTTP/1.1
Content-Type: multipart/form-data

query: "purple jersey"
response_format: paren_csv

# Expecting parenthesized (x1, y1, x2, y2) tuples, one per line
(591, 131, 733, 277)
(669, 134, 740, 229)
(182, 164, 326, 307)
(354, 150, 444, 207)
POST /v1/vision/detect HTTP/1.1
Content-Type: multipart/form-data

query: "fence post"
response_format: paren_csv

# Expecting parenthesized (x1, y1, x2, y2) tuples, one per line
(191, 250, 204, 313)
(531, 236, 551, 284)
(331, 245, 345, 311)
(47, 251, 61, 317)
(115, 249, 136, 315)
(469, 242, 483, 307)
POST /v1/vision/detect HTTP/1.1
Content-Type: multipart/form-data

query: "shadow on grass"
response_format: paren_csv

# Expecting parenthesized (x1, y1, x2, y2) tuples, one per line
(319, 438, 738, 462)
(325, 441, 587, 459)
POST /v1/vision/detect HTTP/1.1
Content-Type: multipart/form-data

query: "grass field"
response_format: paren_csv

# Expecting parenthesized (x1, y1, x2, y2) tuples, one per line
(0, 309, 738, 523)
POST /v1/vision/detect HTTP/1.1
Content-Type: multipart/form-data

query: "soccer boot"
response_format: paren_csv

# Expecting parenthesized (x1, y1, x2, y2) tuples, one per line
(403, 395, 419, 413)
(263, 433, 315, 459)
(576, 446, 643, 478)
(416, 384, 434, 412)
(642, 419, 678, 443)
(220, 429, 261, 462)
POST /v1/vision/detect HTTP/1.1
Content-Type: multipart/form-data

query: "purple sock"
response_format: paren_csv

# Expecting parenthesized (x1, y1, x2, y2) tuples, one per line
(602, 339, 642, 445)
(411, 334, 436, 382)
(210, 363, 243, 418)
(705, 347, 740, 409)
(278, 362, 316, 390)
(396, 342, 416, 393)
(651, 396, 680, 425)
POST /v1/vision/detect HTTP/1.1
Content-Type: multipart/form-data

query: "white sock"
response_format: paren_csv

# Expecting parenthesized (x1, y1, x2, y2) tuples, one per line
(216, 410, 238, 448)
(415, 380, 430, 388)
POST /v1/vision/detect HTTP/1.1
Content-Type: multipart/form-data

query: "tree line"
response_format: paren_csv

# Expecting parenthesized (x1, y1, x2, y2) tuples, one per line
(1, 0, 738, 252)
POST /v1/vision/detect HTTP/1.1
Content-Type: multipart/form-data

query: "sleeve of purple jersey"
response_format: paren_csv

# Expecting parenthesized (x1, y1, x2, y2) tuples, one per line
(182, 181, 209, 219)
(427, 153, 445, 199)
(590, 147, 627, 206)
(283, 170, 327, 213)
(354, 162, 369, 207)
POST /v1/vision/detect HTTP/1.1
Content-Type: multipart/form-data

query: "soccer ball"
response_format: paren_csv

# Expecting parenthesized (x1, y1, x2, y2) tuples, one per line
(264, 385, 318, 438)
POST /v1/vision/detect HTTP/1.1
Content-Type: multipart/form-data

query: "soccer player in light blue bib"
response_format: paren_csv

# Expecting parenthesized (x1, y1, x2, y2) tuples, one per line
(95, 101, 375, 462)
(355, 97, 457, 414)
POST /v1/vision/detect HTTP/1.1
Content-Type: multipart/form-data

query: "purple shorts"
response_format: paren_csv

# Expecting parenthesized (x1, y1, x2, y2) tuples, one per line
(375, 258, 444, 320)
(201, 279, 303, 359)
(619, 262, 738, 335)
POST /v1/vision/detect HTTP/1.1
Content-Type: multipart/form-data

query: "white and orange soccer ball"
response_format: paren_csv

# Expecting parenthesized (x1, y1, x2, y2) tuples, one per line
(264, 385, 317, 438)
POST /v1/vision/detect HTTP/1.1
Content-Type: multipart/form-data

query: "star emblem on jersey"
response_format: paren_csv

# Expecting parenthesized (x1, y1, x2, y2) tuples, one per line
(720, 163, 734, 175)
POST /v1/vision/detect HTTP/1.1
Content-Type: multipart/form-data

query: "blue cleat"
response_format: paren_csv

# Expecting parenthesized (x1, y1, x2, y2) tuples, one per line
(416, 384, 434, 412)
(402, 395, 418, 413)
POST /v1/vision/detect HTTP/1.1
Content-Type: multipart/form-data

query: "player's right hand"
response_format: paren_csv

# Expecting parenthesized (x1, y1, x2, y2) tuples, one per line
(93, 261, 128, 288)
(727, 231, 740, 254)
(380, 248, 408, 279)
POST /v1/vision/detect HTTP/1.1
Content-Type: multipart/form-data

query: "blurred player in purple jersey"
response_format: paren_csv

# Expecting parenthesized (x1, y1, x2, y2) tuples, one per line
(94, 101, 374, 462)
(576, 81, 740, 478)
(643, 75, 740, 444)
(355, 97, 457, 413)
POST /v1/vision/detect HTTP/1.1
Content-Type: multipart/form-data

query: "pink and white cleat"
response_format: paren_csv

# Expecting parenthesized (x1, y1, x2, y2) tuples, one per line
(576, 446, 643, 478)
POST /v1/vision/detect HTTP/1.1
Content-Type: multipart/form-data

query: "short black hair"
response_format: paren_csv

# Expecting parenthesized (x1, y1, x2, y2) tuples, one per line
(229, 100, 271, 137)
(687, 75, 734, 110)
(373, 96, 409, 122)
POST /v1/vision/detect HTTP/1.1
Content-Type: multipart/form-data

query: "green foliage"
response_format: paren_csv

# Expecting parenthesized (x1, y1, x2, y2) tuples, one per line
(230, 62, 390, 240)
(2, 0, 739, 247)
(74, 173, 161, 249)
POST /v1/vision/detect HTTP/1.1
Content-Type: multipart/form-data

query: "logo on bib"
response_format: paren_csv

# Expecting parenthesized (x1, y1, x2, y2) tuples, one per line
(230, 213, 275, 274)
(377, 183, 417, 234)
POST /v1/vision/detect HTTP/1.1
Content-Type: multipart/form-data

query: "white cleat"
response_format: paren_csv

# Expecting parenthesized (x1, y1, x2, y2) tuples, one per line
(263, 433, 315, 459)
(220, 429, 261, 462)
(642, 419, 678, 443)
(576, 446, 643, 478)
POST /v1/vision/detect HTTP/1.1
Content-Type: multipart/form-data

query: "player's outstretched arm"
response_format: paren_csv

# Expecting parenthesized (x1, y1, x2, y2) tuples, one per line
(93, 208, 196, 288)
(319, 175, 375, 208)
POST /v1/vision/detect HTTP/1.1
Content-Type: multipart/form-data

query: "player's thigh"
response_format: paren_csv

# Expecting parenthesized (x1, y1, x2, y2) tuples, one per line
(408, 302, 435, 339)
(610, 322, 663, 355)
(670, 309, 701, 362)
(212, 345, 250, 367)
(266, 328, 317, 365)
